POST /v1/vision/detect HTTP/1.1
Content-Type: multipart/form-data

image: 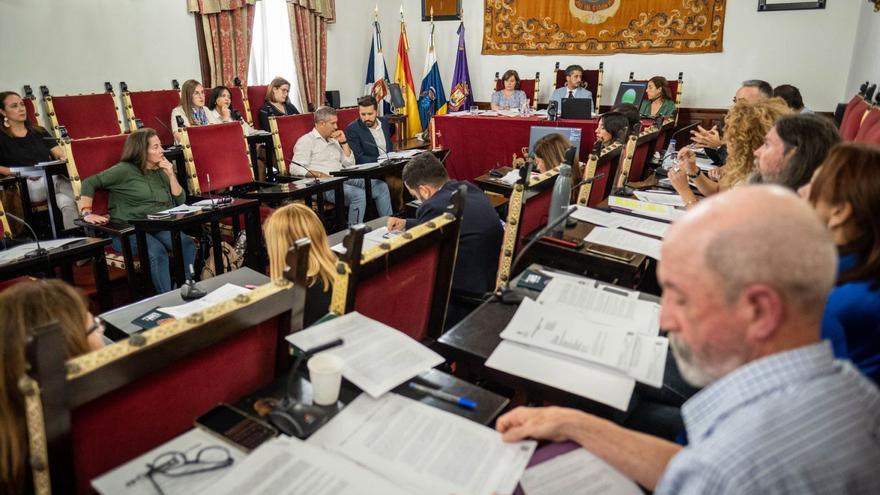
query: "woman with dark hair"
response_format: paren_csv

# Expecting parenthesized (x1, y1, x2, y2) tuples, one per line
(640, 76, 676, 117)
(491, 70, 529, 111)
(170, 79, 208, 134)
(80, 128, 196, 293)
(0, 91, 78, 231)
(0, 279, 103, 493)
(594, 111, 629, 147)
(533, 132, 584, 202)
(258, 77, 300, 131)
(799, 143, 880, 384)
(207, 86, 255, 133)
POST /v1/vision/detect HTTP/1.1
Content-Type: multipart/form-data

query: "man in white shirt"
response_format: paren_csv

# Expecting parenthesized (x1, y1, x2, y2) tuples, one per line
(549, 65, 594, 112)
(292, 106, 392, 225)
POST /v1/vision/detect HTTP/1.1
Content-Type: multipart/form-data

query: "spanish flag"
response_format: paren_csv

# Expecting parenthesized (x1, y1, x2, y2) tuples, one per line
(395, 19, 421, 139)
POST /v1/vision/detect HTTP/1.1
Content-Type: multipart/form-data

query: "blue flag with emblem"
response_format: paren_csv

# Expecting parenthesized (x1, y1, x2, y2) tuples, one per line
(418, 19, 447, 130)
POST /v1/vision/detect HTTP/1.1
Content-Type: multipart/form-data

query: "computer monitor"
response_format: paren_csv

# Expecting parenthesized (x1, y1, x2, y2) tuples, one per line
(560, 98, 592, 120)
(528, 126, 582, 162)
(614, 81, 649, 109)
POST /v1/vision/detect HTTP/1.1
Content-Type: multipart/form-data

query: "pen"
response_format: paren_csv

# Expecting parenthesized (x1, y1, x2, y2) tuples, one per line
(408, 382, 477, 409)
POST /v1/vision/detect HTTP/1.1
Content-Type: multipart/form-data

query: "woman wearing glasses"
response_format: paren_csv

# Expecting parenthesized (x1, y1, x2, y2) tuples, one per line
(0, 279, 104, 493)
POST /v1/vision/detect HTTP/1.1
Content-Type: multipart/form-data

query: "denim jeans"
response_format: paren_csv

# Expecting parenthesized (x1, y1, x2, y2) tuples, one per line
(324, 178, 393, 225)
(113, 231, 197, 293)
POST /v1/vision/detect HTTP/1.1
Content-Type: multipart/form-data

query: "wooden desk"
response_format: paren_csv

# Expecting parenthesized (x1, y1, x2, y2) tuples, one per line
(241, 176, 347, 233)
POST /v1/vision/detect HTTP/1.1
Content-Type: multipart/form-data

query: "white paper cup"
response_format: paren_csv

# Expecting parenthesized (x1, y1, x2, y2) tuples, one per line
(307, 353, 344, 406)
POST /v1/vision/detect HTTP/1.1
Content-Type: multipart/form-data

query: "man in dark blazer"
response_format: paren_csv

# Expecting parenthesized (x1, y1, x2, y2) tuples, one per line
(387, 152, 503, 303)
(345, 95, 403, 210)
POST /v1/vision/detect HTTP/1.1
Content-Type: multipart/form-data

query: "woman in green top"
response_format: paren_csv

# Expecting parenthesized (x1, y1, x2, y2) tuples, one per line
(80, 128, 196, 293)
(640, 76, 677, 118)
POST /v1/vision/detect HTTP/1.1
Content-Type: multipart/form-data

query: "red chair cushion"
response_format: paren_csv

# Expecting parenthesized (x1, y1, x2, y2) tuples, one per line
(840, 96, 869, 141)
(859, 117, 880, 145)
(228, 86, 249, 125)
(70, 319, 280, 495)
(516, 187, 553, 253)
(353, 246, 440, 341)
(51, 93, 122, 139)
(854, 108, 880, 143)
(70, 135, 129, 215)
(628, 141, 652, 182)
(23, 97, 40, 126)
(336, 107, 360, 129)
(128, 90, 181, 146)
(272, 114, 315, 166)
(246, 85, 269, 128)
(494, 79, 537, 103)
(186, 122, 253, 191)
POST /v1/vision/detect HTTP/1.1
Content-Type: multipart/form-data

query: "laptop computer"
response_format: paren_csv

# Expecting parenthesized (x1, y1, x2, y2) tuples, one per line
(560, 97, 592, 120)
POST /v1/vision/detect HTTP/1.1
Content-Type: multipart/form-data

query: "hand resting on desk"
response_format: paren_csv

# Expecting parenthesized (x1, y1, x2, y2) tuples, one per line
(82, 213, 110, 225)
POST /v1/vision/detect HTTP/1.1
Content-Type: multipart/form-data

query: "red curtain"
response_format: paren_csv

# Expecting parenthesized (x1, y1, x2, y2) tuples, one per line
(189, 0, 257, 87)
(287, 0, 334, 111)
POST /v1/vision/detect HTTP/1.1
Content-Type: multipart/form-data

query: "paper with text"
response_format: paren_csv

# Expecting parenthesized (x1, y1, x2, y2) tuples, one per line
(286, 312, 444, 398)
(633, 190, 687, 208)
(585, 226, 663, 260)
(571, 206, 621, 227)
(308, 393, 536, 495)
(608, 196, 684, 223)
(519, 447, 642, 495)
(331, 226, 402, 255)
(159, 284, 251, 319)
(607, 212, 670, 238)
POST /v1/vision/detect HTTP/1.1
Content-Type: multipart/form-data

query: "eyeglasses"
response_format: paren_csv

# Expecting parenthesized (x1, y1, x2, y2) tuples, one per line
(86, 316, 105, 336)
(126, 445, 234, 495)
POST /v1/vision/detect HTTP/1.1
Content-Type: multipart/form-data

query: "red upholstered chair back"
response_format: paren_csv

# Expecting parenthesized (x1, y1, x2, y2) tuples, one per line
(516, 186, 553, 253)
(840, 97, 870, 141)
(22, 95, 40, 127)
(68, 134, 129, 216)
(185, 122, 253, 192)
(860, 119, 880, 145)
(853, 107, 880, 143)
(495, 79, 538, 103)
(336, 107, 360, 129)
(271, 113, 316, 167)
(127, 89, 182, 146)
(353, 246, 441, 341)
(228, 85, 250, 124)
(246, 85, 269, 128)
(628, 140, 652, 182)
(49, 93, 123, 139)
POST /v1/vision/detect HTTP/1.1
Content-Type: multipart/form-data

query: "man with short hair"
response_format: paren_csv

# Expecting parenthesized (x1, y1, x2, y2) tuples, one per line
(345, 95, 394, 164)
(752, 113, 840, 189)
(292, 105, 392, 225)
(387, 152, 503, 300)
(549, 65, 593, 111)
(691, 79, 773, 161)
(497, 186, 880, 494)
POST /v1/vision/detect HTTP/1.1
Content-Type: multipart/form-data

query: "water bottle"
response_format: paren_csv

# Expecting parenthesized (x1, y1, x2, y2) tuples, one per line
(521, 98, 531, 117)
(662, 138, 677, 169)
(548, 164, 572, 237)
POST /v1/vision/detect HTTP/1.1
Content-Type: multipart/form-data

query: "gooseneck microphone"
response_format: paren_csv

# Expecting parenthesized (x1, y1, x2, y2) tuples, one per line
(4, 211, 47, 258)
(153, 116, 177, 140)
(290, 159, 322, 185)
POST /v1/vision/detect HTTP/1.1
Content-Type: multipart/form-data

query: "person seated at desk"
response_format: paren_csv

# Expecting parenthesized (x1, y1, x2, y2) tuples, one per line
(0, 279, 104, 493)
(207, 86, 255, 133)
(497, 186, 880, 494)
(258, 77, 300, 131)
(291, 106, 392, 226)
(669, 97, 789, 207)
(79, 128, 197, 294)
(773, 84, 813, 114)
(595, 111, 630, 148)
(799, 143, 880, 385)
(0, 90, 77, 232)
(751, 113, 839, 189)
(533, 133, 583, 202)
(549, 64, 593, 111)
(264, 203, 336, 328)
(387, 152, 503, 323)
(612, 103, 643, 135)
(170, 79, 209, 135)
(491, 70, 529, 111)
(640, 76, 677, 118)
(690, 79, 773, 164)
(345, 95, 404, 211)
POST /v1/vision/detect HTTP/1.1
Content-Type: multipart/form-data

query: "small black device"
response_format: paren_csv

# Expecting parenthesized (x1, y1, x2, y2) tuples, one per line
(195, 404, 277, 453)
(488, 168, 505, 178)
(388, 83, 405, 109)
(560, 97, 592, 120)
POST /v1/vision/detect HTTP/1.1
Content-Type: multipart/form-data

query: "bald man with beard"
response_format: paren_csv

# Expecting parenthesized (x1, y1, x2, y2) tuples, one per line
(497, 186, 880, 494)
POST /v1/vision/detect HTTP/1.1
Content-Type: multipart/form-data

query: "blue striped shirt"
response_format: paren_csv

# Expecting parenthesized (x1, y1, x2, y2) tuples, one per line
(657, 342, 880, 495)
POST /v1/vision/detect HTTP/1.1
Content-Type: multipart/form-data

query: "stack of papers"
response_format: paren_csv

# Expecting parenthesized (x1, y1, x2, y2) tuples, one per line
(608, 196, 686, 223)
(487, 275, 668, 410)
(572, 206, 670, 238)
(386, 149, 422, 160)
(159, 284, 252, 318)
(331, 226, 402, 255)
(633, 190, 687, 208)
(585, 226, 663, 260)
(519, 447, 642, 495)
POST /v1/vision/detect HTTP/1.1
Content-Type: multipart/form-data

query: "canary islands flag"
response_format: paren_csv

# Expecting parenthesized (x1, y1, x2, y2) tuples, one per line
(418, 21, 446, 130)
(395, 20, 421, 139)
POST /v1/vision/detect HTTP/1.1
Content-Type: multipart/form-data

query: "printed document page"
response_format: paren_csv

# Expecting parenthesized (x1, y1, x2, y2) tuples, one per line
(571, 206, 621, 227)
(585, 226, 663, 260)
(606, 212, 670, 238)
(608, 196, 685, 223)
(633, 190, 686, 208)
(308, 393, 536, 495)
(201, 436, 408, 495)
(519, 447, 642, 495)
(159, 283, 252, 318)
(286, 312, 444, 398)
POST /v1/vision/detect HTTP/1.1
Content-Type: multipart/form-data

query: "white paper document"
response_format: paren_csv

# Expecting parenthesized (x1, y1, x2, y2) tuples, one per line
(0, 237, 86, 264)
(571, 206, 620, 227)
(92, 428, 246, 495)
(519, 447, 642, 495)
(159, 283, 252, 318)
(486, 341, 635, 411)
(286, 312, 444, 398)
(607, 212, 670, 238)
(608, 196, 685, 223)
(695, 156, 718, 171)
(633, 190, 687, 208)
(386, 149, 422, 160)
(585, 226, 663, 260)
(159, 204, 204, 215)
(200, 436, 408, 495)
(308, 393, 537, 495)
(331, 226, 403, 255)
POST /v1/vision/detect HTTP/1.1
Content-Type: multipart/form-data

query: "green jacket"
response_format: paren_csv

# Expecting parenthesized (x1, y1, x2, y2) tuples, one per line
(640, 98, 677, 117)
(81, 161, 185, 223)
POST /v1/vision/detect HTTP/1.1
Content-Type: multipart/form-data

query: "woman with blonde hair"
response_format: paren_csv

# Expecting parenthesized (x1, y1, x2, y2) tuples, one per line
(669, 97, 790, 207)
(0, 280, 104, 493)
(264, 203, 336, 327)
(170, 79, 208, 134)
(258, 77, 300, 131)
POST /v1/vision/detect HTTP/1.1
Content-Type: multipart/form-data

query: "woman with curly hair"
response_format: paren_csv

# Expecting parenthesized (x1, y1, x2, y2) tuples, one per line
(669, 97, 790, 207)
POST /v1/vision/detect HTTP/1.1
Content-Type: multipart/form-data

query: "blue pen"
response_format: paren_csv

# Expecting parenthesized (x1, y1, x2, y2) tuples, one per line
(408, 382, 477, 410)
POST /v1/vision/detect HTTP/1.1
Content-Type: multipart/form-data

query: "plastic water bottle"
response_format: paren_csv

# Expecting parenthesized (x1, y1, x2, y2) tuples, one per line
(521, 98, 531, 117)
(662, 139, 677, 169)
(548, 164, 572, 237)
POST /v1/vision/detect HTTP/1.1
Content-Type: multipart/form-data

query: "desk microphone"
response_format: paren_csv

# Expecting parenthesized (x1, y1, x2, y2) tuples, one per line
(153, 116, 177, 139)
(358, 134, 390, 162)
(290, 159, 322, 185)
(203, 173, 220, 210)
(179, 264, 206, 300)
(4, 211, 48, 258)
(231, 108, 243, 122)
(494, 205, 578, 304)
(572, 172, 605, 189)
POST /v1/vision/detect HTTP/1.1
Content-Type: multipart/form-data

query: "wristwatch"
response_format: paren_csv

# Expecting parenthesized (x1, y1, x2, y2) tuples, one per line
(687, 169, 702, 179)
(80, 208, 92, 217)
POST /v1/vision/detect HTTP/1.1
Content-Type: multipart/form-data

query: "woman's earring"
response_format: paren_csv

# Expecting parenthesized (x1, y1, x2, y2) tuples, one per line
(2, 116, 9, 128)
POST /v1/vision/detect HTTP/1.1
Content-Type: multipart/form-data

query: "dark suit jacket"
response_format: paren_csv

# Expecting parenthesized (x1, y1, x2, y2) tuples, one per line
(344, 118, 394, 164)
(258, 101, 299, 131)
(405, 181, 503, 295)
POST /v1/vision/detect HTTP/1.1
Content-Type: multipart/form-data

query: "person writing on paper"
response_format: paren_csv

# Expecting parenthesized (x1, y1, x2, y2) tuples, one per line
(640, 77, 676, 118)
(595, 112, 630, 147)
(0, 91, 78, 232)
(549, 65, 593, 110)
(491, 70, 529, 111)
(170, 79, 208, 134)
(690, 79, 773, 163)
(533, 133, 583, 201)
(80, 128, 197, 294)
(264, 203, 337, 327)
(799, 143, 880, 385)
(291, 106, 392, 226)
(668, 97, 789, 207)
(750, 113, 839, 189)
(386, 152, 502, 324)
(258, 77, 300, 131)
(498, 186, 880, 494)
(0, 279, 104, 493)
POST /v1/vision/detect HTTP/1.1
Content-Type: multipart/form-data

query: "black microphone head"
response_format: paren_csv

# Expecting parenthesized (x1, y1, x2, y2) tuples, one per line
(563, 145, 577, 166)
(175, 115, 185, 128)
(231, 109, 243, 121)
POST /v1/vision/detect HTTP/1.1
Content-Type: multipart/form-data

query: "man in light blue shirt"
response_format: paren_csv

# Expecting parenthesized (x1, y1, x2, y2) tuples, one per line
(549, 64, 594, 111)
(497, 186, 880, 494)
